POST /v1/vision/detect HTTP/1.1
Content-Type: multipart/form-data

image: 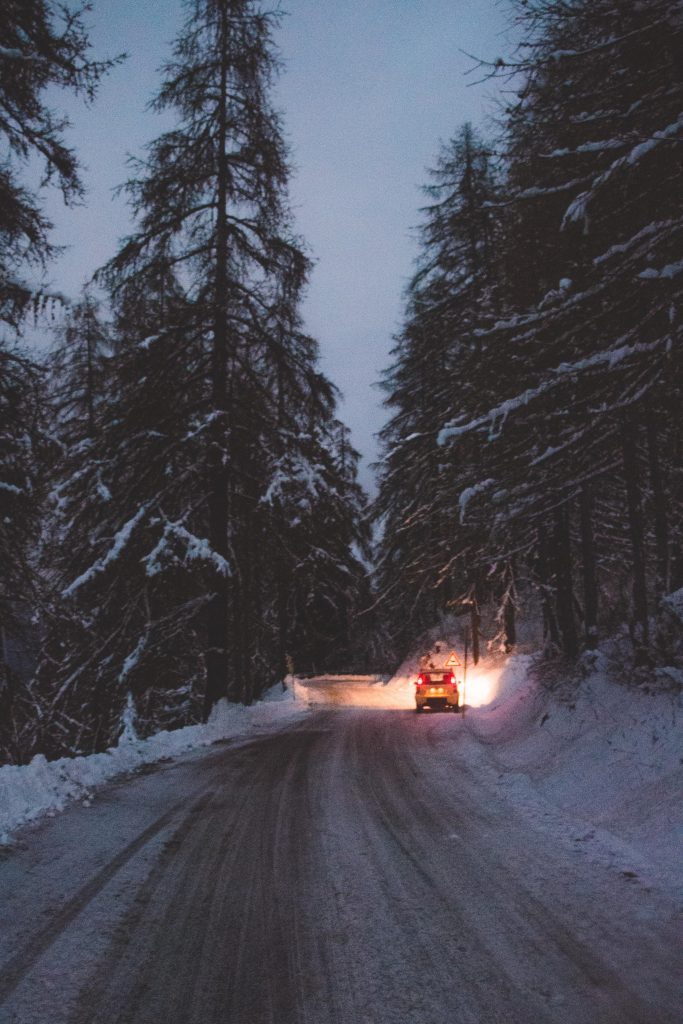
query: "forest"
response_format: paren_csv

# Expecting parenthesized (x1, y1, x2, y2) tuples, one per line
(2, 0, 682, 766)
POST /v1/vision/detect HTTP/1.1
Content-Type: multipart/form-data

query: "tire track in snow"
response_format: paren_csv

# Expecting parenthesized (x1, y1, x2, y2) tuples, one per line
(341, 713, 554, 1024)
(70, 785, 232, 1023)
(362, 711, 676, 1024)
(1, 710, 679, 1024)
(71, 727, 333, 1024)
(0, 789, 214, 1008)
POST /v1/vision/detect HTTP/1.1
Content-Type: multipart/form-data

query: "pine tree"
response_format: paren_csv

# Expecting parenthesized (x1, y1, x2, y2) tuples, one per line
(0, 1, 116, 761)
(96, 0, 311, 718)
(33, 0, 370, 754)
(0, 346, 48, 762)
(439, 0, 683, 661)
(374, 124, 501, 656)
(35, 283, 227, 755)
(50, 290, 110, 443)
(0, 0, 119, 326)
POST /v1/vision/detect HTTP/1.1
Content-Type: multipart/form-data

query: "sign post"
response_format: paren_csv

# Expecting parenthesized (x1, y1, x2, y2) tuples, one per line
(462, 627, 469, 718)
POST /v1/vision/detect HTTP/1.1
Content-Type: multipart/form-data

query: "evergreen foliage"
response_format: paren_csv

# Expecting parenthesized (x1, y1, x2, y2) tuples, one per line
(0, 0, 119, 326)
(376, 0, 683, 668)
(27, 0, 370, 758)
(3, 0, 682, 763)
(374, 123, 502, 657)
(0, 1, 115, 762)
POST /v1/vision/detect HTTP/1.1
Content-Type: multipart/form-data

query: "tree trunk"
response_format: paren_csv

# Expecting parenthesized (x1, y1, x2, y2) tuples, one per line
(277, 572, 288, 679)
(470, 578, 481, 666)
(671, 423, 683, 589)
(204, 2, 231, 721)
(553, 503, 578, 657)
(85, 316, 96, 439)
(646, 410, 669, 597)
(275, 356, 290, 680)
(537, 525, 560, 646)
(503, 559, 516, 652)
(579, 484, 598, 649)
(621, 418, 650, 663)
(241, 503, 255, 705)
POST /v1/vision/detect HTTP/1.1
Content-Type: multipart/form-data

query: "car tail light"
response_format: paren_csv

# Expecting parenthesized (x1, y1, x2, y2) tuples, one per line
(443, 671, 454, 686)
(416, 673, 428, 687)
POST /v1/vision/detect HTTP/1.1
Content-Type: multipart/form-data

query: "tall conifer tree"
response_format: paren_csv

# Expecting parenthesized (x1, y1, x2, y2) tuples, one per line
(32, 0, 370, 755)
(0, 1, 115, 761)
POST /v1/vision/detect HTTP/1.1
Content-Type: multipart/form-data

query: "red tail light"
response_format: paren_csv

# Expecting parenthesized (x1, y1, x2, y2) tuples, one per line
(416, 673, 428, 687)
(443, 671, 454, 686)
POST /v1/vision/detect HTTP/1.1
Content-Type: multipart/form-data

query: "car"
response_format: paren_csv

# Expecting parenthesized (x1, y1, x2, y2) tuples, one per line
(414, 641, 462, 712)
(414, 668, 460, 712)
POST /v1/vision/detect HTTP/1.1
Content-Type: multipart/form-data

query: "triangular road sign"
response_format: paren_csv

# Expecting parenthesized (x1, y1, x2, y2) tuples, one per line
(445, 651, 461, 667)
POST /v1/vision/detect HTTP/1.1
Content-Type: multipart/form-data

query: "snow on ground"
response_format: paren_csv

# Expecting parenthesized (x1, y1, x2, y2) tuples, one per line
(290, 674, 398, 707)
(389, 641, 681, 890)
(0, 684, 307, 844)
(458, 649, 682, 888)
(296, 643, 681, 890)
(3, 644, 680, 895)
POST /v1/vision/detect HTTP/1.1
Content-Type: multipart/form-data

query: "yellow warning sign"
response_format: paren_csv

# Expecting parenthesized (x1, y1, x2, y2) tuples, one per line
(445, 651, 461, 667)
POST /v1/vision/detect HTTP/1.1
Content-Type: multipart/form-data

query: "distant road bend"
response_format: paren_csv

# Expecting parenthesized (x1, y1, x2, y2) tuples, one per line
(0, 677, 678, 1024)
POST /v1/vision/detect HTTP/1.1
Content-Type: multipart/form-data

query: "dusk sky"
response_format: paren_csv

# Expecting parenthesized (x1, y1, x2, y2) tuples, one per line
(42, 0, 510, 491)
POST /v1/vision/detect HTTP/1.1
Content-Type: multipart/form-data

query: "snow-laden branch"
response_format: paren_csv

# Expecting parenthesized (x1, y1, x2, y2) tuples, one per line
(639, 258, 683, 281)
(0, 481, 23, 495)
(261, 453, 325, 508)
(458, 479, 495, 523)
(144, 520, 231, 578)
(63, 505, 149, 597)
(438, 337, 665, 446)
(594, 219, 675, 266)
(563, 113, 683, 229)
(119, 635, 147, 683)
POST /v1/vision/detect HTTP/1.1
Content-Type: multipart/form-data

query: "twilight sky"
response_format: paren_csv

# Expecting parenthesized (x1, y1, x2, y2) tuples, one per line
(42, 0, 510, 492)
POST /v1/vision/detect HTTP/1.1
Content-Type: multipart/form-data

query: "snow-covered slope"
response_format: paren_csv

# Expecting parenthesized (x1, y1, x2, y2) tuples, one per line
(425, 648, 681, 889)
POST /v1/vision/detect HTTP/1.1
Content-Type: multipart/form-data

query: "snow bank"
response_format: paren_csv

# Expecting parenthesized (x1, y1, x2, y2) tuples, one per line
(291, 675, 402, 708)
(0, 685, 306, 844)
(460, 651, 682, 887)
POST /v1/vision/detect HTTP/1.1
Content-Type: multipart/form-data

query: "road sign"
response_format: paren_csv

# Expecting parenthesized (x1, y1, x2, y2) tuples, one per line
(445, 651, 461, 667)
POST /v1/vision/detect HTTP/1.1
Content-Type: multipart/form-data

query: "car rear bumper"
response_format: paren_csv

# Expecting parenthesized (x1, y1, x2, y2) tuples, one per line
(415, 691, 459, 710)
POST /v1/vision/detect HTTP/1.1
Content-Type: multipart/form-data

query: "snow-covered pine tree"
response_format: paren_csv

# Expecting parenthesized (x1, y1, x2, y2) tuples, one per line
(34, 279, 229, 756)
(263, 408, 372, 675)
(0, 347, 48, 762)
(0, 2, 116, 762)
(374, 124, 502, 657)
(95, 0, 312, 720)
(440, 0, 683, 661)
(33, 0, 370, 754)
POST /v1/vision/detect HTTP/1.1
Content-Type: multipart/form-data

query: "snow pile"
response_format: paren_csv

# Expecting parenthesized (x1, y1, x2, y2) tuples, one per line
(291, 675, 401, 708)
(0, 684, 306, 843)
(459, 651, 682, 886)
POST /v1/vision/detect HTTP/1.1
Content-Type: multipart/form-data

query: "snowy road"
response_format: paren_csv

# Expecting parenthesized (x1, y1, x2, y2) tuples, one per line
(0, 708, 679, 1024)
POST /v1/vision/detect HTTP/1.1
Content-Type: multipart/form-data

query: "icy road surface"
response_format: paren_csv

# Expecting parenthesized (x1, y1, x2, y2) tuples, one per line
(0, 706, 679, 1024)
